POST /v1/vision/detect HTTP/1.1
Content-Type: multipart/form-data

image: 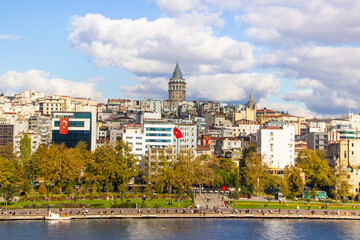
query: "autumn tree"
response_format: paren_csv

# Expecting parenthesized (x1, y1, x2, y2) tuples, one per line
(172, 151, 194, 196)
(240, 151, 269, 196)
(38, 183, 47, 195)
(282, 165, 305, 198)
(33, 144, 86, 192)
(297, 150, 331, 189)
(0, 143, 16, 160)
(211, 158, 237, 187)
(88, 139, 138, 199)
(330, 168, 351, 200)
(20, 133, 31, 162)
(192, 155, 215, 194)
(0, 154, 22, 207)
(114, 139, 139, 197)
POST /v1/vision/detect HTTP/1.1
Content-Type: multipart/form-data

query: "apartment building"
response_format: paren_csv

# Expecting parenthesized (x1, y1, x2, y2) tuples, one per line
(257, 125, 295, 171)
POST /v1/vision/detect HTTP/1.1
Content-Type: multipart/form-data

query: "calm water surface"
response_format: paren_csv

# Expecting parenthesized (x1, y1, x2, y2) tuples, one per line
(1, 219, 359, 240)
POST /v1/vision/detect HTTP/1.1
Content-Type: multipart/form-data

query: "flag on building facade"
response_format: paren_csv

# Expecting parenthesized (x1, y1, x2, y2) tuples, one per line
(59, 118, 69, 135)
(173, 127, 183, 139)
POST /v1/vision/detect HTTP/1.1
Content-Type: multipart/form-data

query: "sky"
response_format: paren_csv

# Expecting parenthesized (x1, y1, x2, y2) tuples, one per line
(1, 0, 360, 118)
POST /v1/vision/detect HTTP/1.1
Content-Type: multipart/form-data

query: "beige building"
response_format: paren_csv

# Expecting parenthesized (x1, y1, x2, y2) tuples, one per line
(38, 97, 66, 115)
(327, 139, 360, 196)
(244, 93, 257, 122)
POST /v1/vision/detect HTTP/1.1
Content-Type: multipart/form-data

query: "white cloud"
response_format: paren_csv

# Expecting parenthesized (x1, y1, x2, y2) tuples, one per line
(120, 72, 281, 102)
(119, 76, 168, 99)
(67, 2, 360, 116)
(156, 0, 201, 14)
(156, 0, 245, 14)
(187, 73, 280, 101)
(257, 100, 322, 119)
(0, 70, 105, 102)
(240, 0, 360, 44)
(283, 89, 358, 115)
(258, 45, 360, 114)
(295, 78, 326, 90)
(0, 34, 19, 40)
(68, 14, 254, 75)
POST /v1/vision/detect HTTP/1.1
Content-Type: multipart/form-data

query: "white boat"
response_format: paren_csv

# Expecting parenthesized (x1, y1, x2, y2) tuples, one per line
(45, 211, 71, 220)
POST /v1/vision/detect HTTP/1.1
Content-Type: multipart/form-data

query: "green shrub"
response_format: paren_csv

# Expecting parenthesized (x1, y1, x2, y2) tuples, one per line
(116, 201, 134, 208)
(229, 191, 240, 200)
(90, 203, 105, 208)
(52, 186, 60, 194)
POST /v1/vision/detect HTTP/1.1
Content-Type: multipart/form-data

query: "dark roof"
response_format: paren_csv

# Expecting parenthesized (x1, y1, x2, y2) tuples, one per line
(171, 60, 183, 80)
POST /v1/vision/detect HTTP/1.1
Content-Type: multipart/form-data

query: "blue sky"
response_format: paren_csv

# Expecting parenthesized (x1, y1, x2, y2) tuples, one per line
(1, 0, 360, 118)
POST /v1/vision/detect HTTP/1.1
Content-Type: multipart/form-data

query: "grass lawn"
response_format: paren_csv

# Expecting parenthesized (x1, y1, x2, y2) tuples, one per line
(2, 198, 191, 209)
(229, 200, 360, 211)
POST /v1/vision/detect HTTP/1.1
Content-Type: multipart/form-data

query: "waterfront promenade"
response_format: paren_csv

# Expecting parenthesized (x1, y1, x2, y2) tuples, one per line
(2, 194, 360, 221)
(2, 207, 360, 221)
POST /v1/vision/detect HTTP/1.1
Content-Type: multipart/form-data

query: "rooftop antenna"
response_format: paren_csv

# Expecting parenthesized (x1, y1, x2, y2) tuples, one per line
(349, 104, 351, 115)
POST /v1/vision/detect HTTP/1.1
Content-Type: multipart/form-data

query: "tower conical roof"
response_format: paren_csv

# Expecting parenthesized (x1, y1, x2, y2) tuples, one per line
(171, 60, 183, 79)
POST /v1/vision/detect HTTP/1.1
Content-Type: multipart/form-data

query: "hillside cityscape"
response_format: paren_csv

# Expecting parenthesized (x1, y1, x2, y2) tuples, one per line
(0, 60, 359, 202)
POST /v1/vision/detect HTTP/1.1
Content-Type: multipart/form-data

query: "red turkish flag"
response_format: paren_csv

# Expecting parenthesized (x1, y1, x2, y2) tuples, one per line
(59, 118, 69, 135)
(205, 137, 210, 145)
(173, 127, 183, 139)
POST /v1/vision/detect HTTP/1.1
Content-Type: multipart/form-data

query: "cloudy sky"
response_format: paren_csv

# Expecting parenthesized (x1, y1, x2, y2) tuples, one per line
(1, 0, 360, 118)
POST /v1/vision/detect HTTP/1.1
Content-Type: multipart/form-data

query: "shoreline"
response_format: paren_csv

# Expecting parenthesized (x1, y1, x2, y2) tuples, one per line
(2, 208, 360, 221)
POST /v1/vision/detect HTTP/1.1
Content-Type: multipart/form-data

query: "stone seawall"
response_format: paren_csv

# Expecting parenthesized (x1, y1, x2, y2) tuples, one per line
(2, 211, 360, 221)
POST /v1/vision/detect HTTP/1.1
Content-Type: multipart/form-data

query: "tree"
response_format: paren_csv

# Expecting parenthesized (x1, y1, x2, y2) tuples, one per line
(210, 158, 237, 187)
(0, 184, 18, 208)
(0, 153, 22, 205)
(172, 151, 194, 197)
(20, 133, 31, 162)
(240, 151, 269, 196)
(38, 183, 47, 195)
(65, 185, 73, 197)
(297, 150, 331, 188)
(282, 165, 305, 198)
(0, 143, 16, 160)
(240, 144, 257, 167)
(0, 156, 21, 187)
(34, 144, 86, 192)
(114, 139, 139, 197)
(192, 156, 215, 194)
(330, 168, 351, 200)
(88, 139, 139, 199)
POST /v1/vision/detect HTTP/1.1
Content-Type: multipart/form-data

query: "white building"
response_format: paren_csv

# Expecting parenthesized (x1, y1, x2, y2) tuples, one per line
(13, 131, 41, 156)
(230, 121, 260, 137)
(257, 125, 295, 171)
(143, 120, 175, 153)
(174, 123, 197, 152)
(121, 124, 145, 161)
(136, 112, 161, 124)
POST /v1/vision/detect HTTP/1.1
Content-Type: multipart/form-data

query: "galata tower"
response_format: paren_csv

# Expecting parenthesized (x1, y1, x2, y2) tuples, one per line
(168, 59, 186, 108)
